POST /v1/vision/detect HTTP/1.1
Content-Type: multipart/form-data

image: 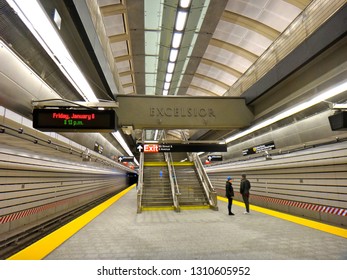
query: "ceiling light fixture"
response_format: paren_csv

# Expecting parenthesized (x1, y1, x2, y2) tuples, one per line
(172, 32, 183, 48)
(167, 62, 176, 73)
(179, 0, 192, 9)
(6, 0, 98, 102)
(161, 1, 191, 96)
(165, 73, 173, 82)
(7, 0, 136, 161)
(175, 11, 188, 31)
(169, 49, 179, 62)
(224, 80, 347, 144)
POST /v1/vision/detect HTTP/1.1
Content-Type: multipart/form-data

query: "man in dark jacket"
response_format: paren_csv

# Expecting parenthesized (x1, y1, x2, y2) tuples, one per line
(225, 176, 235, 215)
(240, 174, 251, 214)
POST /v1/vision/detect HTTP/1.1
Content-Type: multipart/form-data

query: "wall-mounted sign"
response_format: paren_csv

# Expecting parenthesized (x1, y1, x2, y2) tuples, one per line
(94, 142, 104, 154)
(207, 155, 223, 161)
(136, 143, 227, 153)
(33, 108, 117, 132)
(242, 141, 276, 156)
(118, 156, 134, 162)
(116, 95, 253, 129)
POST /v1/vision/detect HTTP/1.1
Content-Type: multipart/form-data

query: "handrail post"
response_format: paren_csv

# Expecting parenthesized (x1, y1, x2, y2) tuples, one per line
(165, 152, 180, 212)
(192, 153, 218, 210)
(137, 149, 144, 213)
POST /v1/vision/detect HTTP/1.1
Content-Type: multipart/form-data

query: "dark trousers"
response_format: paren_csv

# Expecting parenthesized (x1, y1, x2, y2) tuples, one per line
(227, 197, 233, 214)
(242, 194, 250, 212)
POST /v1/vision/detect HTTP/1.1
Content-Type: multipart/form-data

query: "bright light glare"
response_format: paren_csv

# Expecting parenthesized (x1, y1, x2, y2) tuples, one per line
(167, 62, 175, 73)
(175, 11, 188, 31)
(179, 0, 191, 8)
(172, 32, 183, 48)
(165, 73, 173, 82)
(169, 49, 179, 62)
(112, 131, 135, 158)
(164, 82, 170, 90)
(225, 81, 347, 144)
(6, 0, 98, 102)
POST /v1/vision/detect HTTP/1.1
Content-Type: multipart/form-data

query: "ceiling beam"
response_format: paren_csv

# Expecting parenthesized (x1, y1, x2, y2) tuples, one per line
(210, 38, 258, 62)
(201, 58, 242, 78)
(115, 55, 131, 62)
(189, 85, 220, 96)
(194, 73, 230, 89)
(109, 33, 129, 43)
(221, 11, 280, 41)
(100, 3, 126, 16)
(283, 0, 312, 10)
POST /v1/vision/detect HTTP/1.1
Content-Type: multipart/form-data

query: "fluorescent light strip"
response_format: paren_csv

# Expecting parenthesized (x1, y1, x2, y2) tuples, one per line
(175, 11, 188, 31)
(7, 0, 137, 164)
(225, 81, 347, 144)
(6, 0, 98, 102)
(172, 32, 183, 48)
(165, 73, 173, 82)
(112, 131, 136, 158)
(179, 0, 191, 8)
(154, 130, 159, 140)
(164, 82, 170, 90)
(167, 62, 175, 73)
(169, 49, 179, 62)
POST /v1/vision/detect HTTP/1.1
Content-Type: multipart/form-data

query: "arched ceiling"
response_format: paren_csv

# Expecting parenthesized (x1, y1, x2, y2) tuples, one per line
(1, 0, 345, 158)
(95, 0, 310, 97)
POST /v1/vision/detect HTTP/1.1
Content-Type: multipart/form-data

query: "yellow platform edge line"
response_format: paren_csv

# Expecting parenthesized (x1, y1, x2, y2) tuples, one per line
(141, 206, 175, 211)
(144, 162, 194, 166)
(7, 184, 136, 260)
(218, 196, 347, 239)
(142, 205, 211, 211)
(180, 205, 210, 210)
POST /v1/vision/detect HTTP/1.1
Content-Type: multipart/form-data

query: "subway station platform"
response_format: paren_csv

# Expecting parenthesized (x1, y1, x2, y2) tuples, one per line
(8, 186, 347, 260)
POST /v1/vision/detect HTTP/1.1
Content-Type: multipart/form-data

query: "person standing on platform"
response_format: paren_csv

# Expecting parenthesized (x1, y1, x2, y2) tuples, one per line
(240, 174, 251, 214)
(225, 176, 235, 215)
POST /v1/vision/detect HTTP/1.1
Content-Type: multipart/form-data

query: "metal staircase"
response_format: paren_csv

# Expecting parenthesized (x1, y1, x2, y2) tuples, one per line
(140, 153, 173, 209)
(174, 164, 209, 207)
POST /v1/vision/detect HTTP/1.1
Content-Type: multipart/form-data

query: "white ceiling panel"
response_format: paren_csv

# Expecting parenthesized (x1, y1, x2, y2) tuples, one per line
(204, 45, 253, 73)
(116, 60, 130, 73)
(120, 75, 133, 84)
(214, 22, 272, 55)
(197, 64, 238, 85)
(191, 77, 226, 96)
(258, 1, 302, 31)
(186, 87, 217, 97)
(111, 41, 128, 57)
(123, 86, 134, 94)
(102, 14, 124, 36)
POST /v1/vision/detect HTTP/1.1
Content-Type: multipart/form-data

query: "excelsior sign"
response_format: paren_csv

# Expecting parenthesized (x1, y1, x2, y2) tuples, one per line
(116, 95, 253, 129)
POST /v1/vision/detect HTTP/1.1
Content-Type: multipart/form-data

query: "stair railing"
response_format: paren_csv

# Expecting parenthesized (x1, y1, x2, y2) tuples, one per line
(192, 153, 218, 210)
(137, 148, 144, 213)
(165, 152, 181, 212)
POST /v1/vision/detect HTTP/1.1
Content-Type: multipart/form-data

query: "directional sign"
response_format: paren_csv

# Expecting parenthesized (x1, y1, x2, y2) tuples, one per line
(118, 156, 134, 162)
(136, 144, 144, 153)
(207, 155, 223, 161)
(242, 141, 276, 156)
(137, 143, 227, 153)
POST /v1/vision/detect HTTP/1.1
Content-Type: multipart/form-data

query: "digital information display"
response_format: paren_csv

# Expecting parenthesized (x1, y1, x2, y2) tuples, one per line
(33, 109, 117, 132)
(136, 143, 227, 153)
